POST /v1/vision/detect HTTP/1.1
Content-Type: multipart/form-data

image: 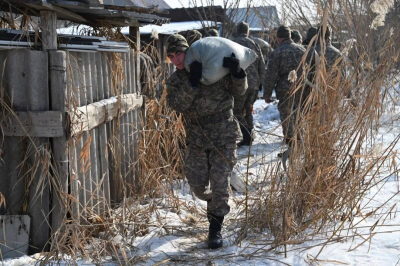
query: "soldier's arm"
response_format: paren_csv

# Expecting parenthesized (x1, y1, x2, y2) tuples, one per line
(257, 46, 267, 88)
(230, 73, 248, 97)
(263, 52, 279, 99)
(305, 49, 317, 84)
(166, 72, 198, 113)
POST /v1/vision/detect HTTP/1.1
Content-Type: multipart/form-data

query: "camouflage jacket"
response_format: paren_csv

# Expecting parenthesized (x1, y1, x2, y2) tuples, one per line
(264, 38, 315, 101)
(233, 34, 266, 90)
(166, 69, 247, 147)
(314, 43, 343, 70)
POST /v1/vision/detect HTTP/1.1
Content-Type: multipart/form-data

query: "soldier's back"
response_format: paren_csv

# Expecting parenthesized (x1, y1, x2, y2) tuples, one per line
(273, 41, 306, 77)
(233, 35, 263, 89)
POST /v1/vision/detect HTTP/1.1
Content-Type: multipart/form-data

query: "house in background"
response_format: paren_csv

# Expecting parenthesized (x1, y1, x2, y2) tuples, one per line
(161, 5, 280, 39)
(227, 6, 280, 40)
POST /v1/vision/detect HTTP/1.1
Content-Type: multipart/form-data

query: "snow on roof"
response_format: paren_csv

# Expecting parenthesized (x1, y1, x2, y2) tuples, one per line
(57, 20, 220, 38)
(121, 20, 221, 35)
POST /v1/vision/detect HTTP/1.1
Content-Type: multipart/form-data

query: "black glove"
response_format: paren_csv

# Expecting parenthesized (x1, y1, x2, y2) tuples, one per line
(223, 53, 245, 79)
(189, 61, 202, 88)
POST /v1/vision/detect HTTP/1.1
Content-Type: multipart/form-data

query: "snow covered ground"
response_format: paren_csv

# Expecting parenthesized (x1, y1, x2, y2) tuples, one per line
(4, 99, 400, 266)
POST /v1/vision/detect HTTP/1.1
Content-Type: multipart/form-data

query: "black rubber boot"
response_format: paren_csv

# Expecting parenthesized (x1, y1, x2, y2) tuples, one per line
(208, 213, 224, 249)
(238, 127, 252, 147)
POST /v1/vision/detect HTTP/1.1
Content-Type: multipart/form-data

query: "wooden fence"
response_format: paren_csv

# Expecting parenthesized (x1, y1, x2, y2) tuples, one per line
(0, 48, 143, 255)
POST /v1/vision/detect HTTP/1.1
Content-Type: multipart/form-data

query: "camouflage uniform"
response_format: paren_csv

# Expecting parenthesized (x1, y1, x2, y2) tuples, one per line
(139, 52, 156, 99)
(253, 37, 274, 63)
(166, 35, 247, 217)
(186, 30, 202, 46)
(312, 26, 349, 98)
(233, 22, 266, 131)
(264, 26, 316, 144)
(302, 27, 318, 46)
(206, 29, 219, 37)
(291, 30, 302, 44)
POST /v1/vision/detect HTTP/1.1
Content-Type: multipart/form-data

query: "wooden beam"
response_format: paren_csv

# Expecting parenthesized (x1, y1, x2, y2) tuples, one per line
(27, 2, 89, 24)
(2, 111, 64, 137)
(48, 1, 90, 9)
(68, 94, 143, 136)
(103, 4, 169, 14)
(40, 10, 57, 51)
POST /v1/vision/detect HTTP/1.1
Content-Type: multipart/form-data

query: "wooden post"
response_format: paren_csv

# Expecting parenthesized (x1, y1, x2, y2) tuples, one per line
(129, 26, 142, 195)
(43, 9, 66, 245)
(40, 11, 57, 51)
(49, 51, 69, 240)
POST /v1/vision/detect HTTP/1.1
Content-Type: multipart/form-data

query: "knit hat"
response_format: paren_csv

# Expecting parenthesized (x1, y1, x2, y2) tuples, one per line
(236, 21, 250, 34)
(306, 27, 318, 40)
(166, 34, 189, 55)
(291, 30, 302, 43)
(277, 25, 291, 38)
(207, 28, 219, 37)
(186, 30, 202, 46)
(318, 25, 331, 40)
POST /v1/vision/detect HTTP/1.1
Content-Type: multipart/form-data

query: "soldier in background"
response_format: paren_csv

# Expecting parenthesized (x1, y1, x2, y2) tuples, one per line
(165, 34, 247, 249)
(302, 26, 318, 46)
(206, 28, 219, 37)
(253, 37, 274, 62)
(313, 25, 356, 105)
(291, 30, 302, 44)
(186, 30, 202, 46)
(264, 26, 316, 146)
(233, 21, 266, 146)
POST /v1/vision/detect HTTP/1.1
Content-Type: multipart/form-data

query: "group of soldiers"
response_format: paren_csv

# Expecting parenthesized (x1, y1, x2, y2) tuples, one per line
(163, 22, 345, 249)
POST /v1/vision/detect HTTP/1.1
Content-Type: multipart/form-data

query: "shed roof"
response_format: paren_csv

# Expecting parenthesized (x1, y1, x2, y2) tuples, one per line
(1, 0, 170, 27)
(121, 20, 220, 35)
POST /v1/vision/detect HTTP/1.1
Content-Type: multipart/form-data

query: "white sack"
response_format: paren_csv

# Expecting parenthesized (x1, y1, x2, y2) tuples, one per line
(184, 37, 257, 85)
(252, 37, 270, 49)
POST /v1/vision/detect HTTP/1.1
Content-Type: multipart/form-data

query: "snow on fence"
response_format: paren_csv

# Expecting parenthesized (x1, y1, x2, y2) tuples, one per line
(0, 48, 142, 256)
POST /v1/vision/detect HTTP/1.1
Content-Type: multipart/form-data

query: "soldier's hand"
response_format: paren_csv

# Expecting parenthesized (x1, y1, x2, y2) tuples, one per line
(189, 61, 202, 88)
(223, 53, 245, 78)
(223, 53, 240, 73)
(264, 96, 273, 103)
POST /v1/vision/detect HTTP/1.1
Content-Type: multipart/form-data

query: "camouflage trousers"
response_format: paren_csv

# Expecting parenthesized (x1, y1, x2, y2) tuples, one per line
(234, 88, 259, 130)
(184, 143, 237, 217)
(278, 99, 295, 144)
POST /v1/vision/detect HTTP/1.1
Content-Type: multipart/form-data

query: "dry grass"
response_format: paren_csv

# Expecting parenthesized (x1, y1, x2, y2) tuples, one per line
(235, 5, 400, 260)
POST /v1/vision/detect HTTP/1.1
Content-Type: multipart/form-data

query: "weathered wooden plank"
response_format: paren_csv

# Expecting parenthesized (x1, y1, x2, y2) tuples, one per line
(21, 53, 50, 255)
(103, 4, 165, 14)
(120, 53, 128, 198)
(110, 54, 122, 203)
(40, 10, 57, 51)
(49, 51, 69, 237)
(68, 93, 143, 136)
(28, 2, 89, 24)
(130, 27, 142, 194)
(77, 52, 93, 211)
(86, 52, 100, 214)
(102, 53, 116, 204)
(66, 52, 79, 220)
(95, 52, 110, 211)
(70, 52, 87, 218)
(125, 49, 134, 195)
(0, 50, 50, 254)
(1, 111, 63, 137)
